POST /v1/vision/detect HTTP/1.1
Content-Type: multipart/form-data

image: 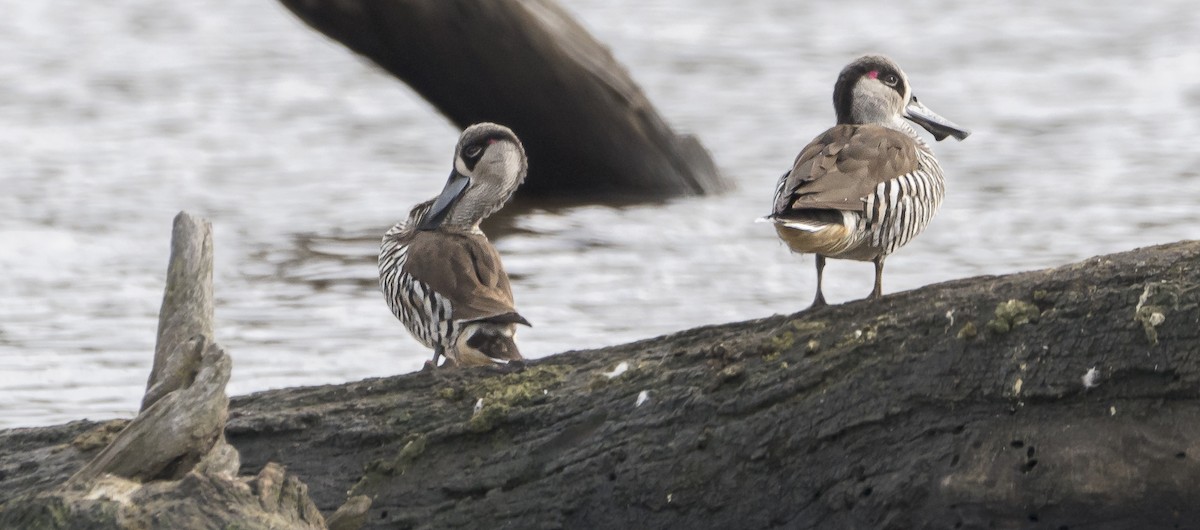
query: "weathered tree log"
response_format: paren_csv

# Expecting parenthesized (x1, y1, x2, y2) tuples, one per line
(2, 241, 1198, 529)
(278, 0, 726, 198)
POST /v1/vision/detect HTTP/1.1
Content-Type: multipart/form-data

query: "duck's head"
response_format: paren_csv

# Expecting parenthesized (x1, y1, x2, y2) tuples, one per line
(418, 123, 528, 231)
(832, 54, 970, 141)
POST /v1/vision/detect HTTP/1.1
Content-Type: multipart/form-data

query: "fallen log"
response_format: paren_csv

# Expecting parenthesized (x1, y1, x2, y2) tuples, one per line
(2, 241, 1198, 529)
(278, 0, 726, 198)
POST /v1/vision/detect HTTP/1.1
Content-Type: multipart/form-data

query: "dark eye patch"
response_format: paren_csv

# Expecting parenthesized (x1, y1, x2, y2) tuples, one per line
(458, 127, 518, 171)
(879, 67, 905, 95)
(459, 142, 487, 172)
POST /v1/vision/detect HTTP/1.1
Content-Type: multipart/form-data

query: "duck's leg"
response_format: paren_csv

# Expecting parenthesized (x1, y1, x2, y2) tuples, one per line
(870, 256, 885, 300)
(811, 255, 828, 308)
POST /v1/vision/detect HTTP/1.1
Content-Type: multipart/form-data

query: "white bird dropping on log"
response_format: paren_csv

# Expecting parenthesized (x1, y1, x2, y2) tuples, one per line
(1082, 367, 1100, 388)
(604, 361, 629, 379)
(635, 390, 650, 407)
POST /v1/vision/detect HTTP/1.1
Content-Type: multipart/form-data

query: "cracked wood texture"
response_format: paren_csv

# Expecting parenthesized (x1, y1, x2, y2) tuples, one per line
(277, 0, 726, 198)
(1, 241, 1197, 529)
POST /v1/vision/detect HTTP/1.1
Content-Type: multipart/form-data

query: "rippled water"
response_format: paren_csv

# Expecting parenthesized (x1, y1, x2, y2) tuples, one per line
(1, 0, 1198, 428)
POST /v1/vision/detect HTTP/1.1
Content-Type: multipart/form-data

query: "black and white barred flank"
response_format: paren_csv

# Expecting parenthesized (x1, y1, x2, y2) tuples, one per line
(861, 138, 945, 257)
(378, 202, 454, 353)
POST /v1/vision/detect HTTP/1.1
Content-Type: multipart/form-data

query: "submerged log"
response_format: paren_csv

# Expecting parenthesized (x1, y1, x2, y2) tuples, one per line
(2, 241, 1198, 529)
(278, 0, 726, 198)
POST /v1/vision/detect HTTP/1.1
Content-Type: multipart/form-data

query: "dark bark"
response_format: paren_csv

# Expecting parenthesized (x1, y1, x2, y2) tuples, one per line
(277, 0, 726, 199)
(2, 241, 1198, 529)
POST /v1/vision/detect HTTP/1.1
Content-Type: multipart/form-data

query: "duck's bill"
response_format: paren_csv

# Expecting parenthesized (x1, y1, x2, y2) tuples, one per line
(417, 172, 470, 230)
(904, 96, 970, 141)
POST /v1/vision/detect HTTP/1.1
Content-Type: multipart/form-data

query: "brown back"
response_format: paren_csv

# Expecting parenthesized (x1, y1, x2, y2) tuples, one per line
(774, 124, 920, 214)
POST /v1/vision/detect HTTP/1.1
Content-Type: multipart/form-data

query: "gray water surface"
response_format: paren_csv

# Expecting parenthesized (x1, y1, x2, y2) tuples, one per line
(2, 0, 1198, 428)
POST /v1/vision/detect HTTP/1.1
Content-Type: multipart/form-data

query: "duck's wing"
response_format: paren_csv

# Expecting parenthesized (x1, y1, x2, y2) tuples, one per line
(772, 124, 920, 216)
(402, 231, 531, 327)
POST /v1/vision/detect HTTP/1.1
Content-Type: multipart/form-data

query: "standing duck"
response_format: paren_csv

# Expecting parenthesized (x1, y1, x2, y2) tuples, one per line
(379, 123, 530, 367)
(765, 55, 970, 307)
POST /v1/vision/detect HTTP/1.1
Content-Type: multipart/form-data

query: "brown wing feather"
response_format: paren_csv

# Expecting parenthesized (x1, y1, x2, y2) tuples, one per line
(402, 231, 528, 324)
(774, 125, 920, 214)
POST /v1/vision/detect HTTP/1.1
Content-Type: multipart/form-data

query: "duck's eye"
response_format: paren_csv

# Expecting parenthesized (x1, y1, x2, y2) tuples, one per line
(882, 74, 899, 87)
(464, 145, 483, 158)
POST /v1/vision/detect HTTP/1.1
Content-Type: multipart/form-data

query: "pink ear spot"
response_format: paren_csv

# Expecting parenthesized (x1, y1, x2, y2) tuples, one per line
(487, 138, 498, 144)
(867, 70, 879, 79)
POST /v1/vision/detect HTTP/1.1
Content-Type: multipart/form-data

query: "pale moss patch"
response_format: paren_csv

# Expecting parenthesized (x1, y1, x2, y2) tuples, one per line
(465, 365, 567, 432)
(956, 321, 977, 340)
(471, 365, 566, 405)
(467, 402, 511, 433)
(836, 325, 878, 349)
(763, 320, 827, 356)
(986, 300, 1040, 334)
(769, 332, 795, 353)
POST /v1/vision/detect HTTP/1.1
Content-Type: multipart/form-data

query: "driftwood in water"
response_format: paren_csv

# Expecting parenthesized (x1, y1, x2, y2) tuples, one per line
(2, 240, 1197, 528)
(0, 212, 349, 530)
(278, 0, 726, 198)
